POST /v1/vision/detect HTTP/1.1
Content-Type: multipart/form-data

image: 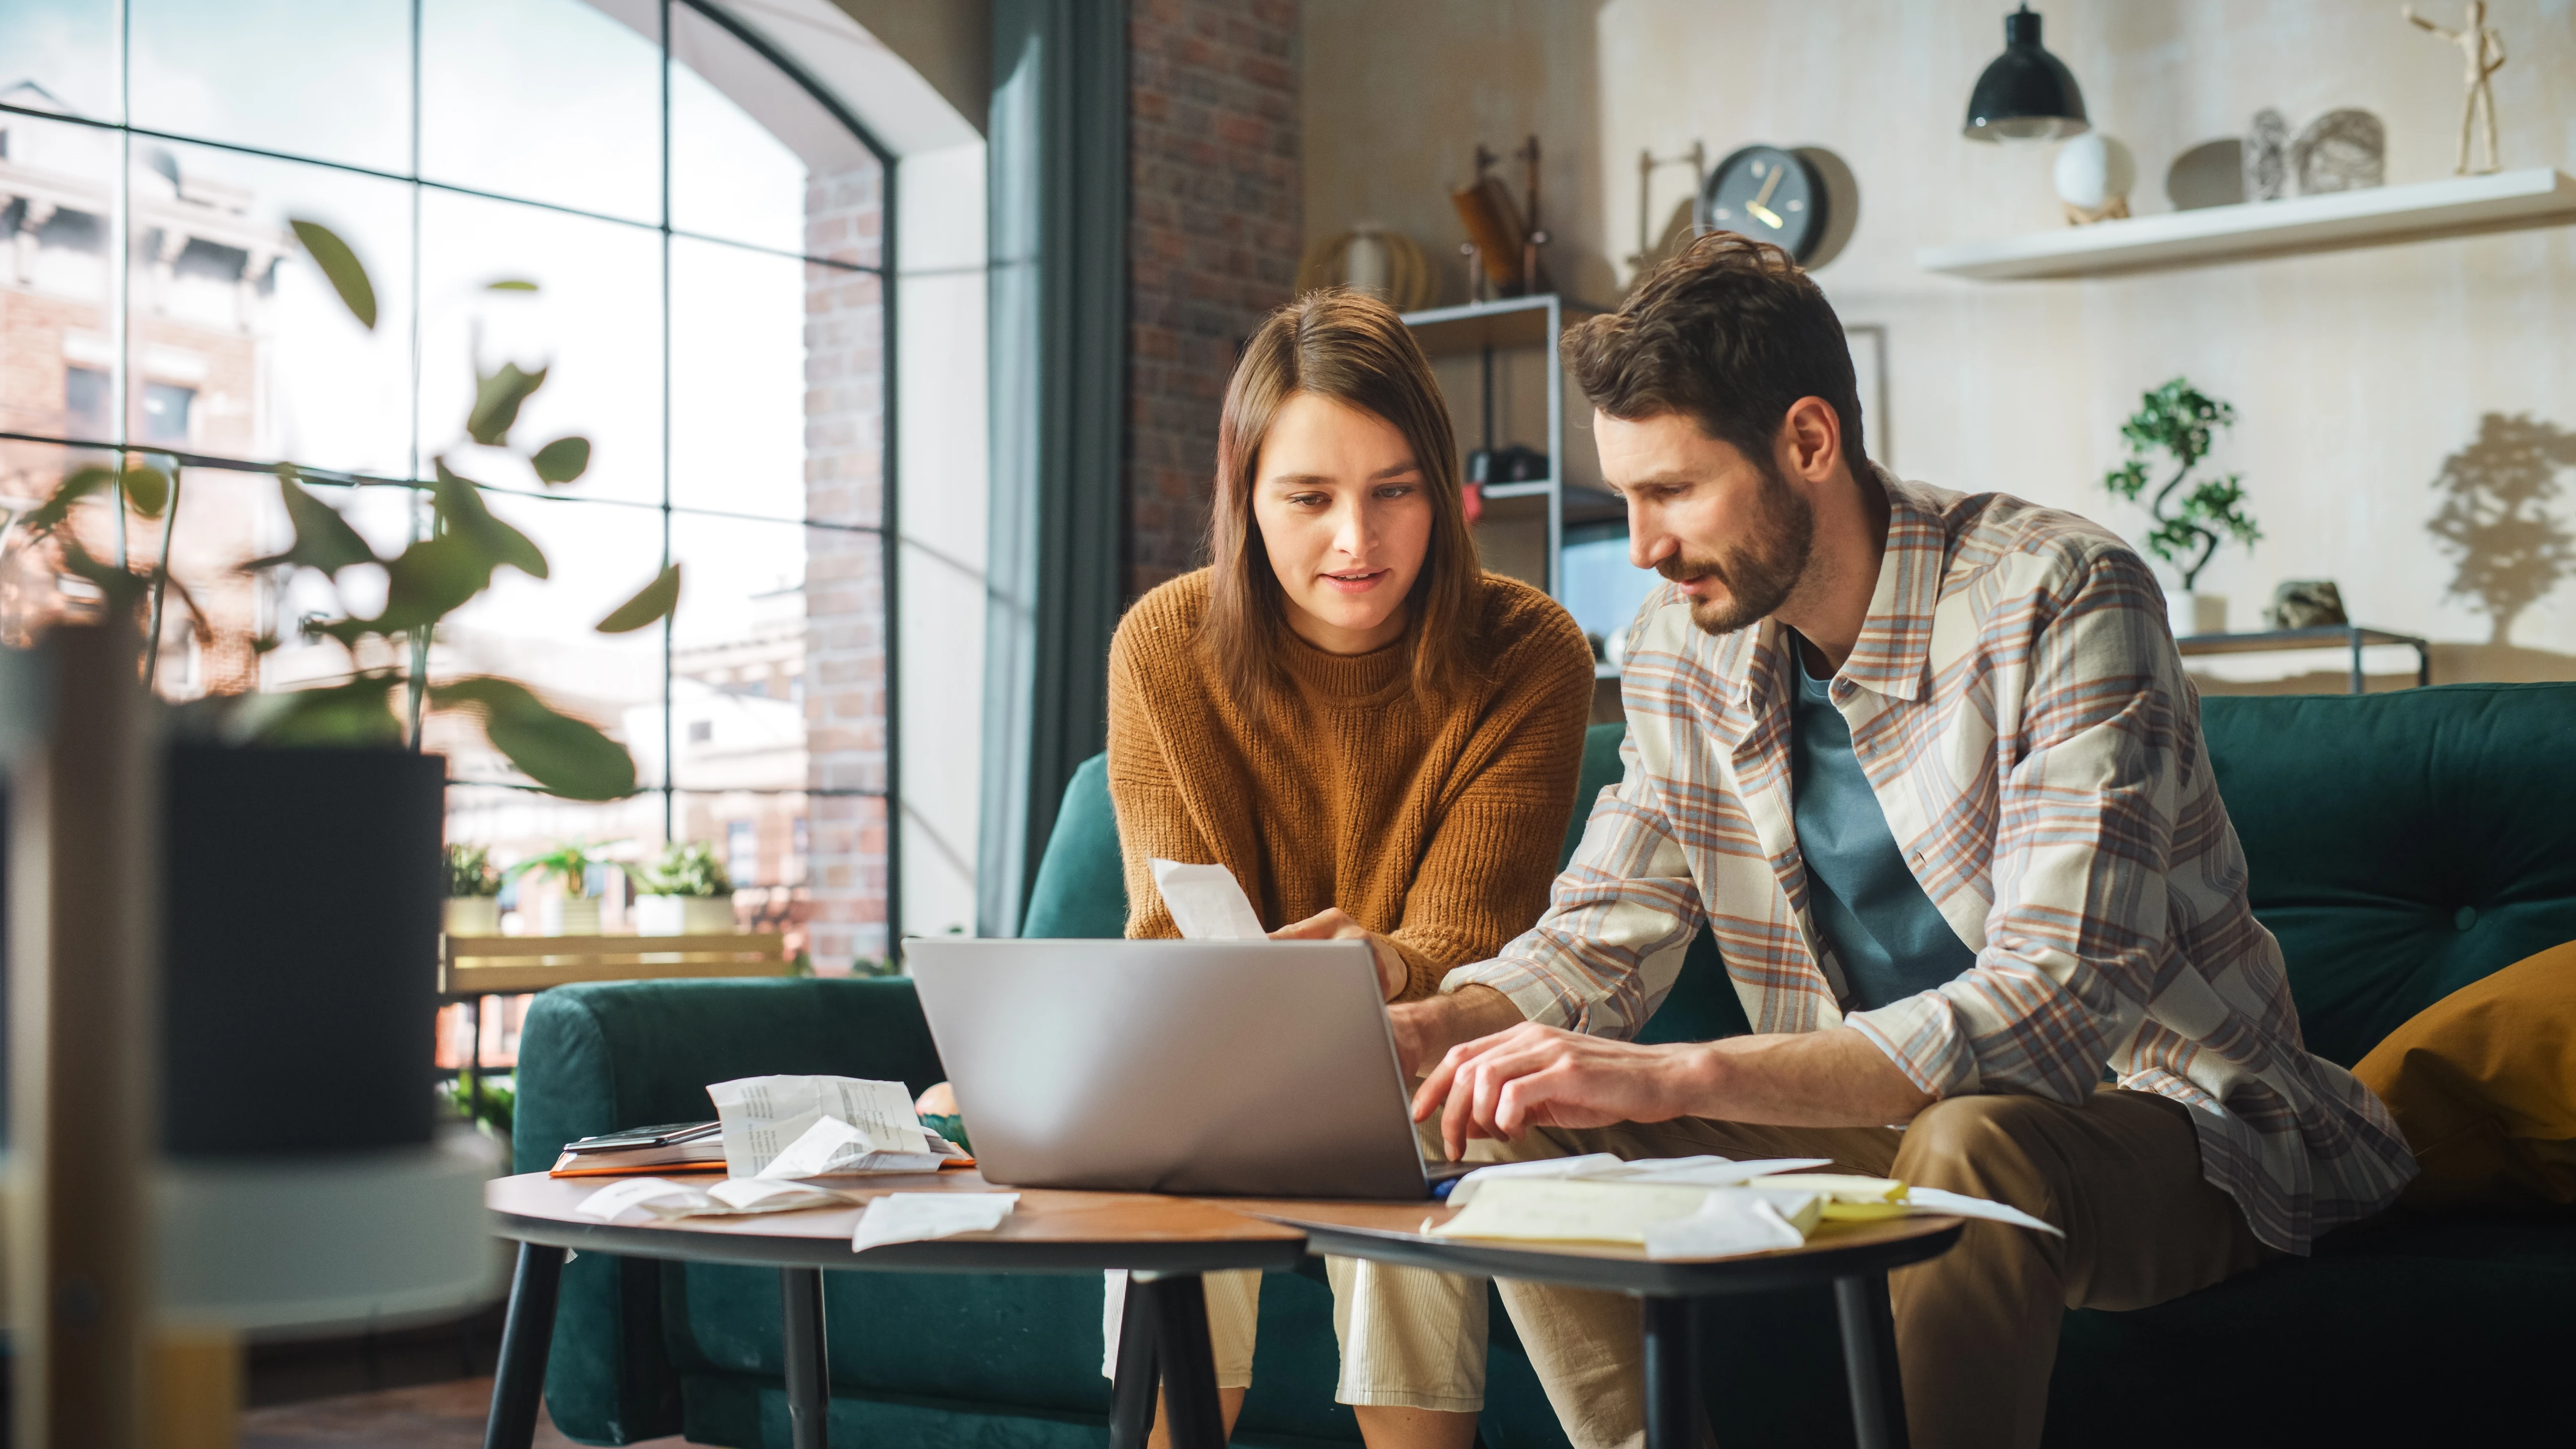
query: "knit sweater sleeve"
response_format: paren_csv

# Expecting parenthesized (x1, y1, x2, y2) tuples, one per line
(1381, 584, 1598, 1000)
(1105, 599, 1199, 941)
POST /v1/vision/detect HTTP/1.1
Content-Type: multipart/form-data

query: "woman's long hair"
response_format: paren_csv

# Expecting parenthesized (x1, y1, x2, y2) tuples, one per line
(1198, 288, 1484, 709)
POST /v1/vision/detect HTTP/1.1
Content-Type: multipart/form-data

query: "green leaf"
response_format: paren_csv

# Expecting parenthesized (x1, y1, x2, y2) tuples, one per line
(247, 674, 406, 747)
(121, 464, 170, 520)
(486, 279, 539, 291)
(23, 464, 117, 535)
(528, 435, 591, 485)
(246, 472, 379, 575)
(57, 538, 148, 615)
(372, 534, 490, 632)
(432, 459, 548, 581)
(289, 219, 377, 331)
(432, 676, 636, 800)
(467, 362, 547, 447)
(595, 562, 679, 634)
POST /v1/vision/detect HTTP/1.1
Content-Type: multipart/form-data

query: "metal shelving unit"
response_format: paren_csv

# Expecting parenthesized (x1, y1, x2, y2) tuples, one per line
(1399, 294, 1618, 600)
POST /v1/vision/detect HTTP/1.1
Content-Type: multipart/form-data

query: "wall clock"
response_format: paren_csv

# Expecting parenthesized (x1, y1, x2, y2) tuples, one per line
(1700, 145, 1829, 263)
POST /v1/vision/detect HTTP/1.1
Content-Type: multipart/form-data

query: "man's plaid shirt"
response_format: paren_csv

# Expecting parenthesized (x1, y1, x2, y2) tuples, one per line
(1446, 475, 2413, 1253)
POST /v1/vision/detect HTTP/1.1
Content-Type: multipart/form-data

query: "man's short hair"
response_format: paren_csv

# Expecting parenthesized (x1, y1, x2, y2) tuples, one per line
(1563, 231, 1867, 473)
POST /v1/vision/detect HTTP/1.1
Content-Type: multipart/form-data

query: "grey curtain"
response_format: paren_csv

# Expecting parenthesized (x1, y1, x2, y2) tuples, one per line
(980, 0, 1129, 936)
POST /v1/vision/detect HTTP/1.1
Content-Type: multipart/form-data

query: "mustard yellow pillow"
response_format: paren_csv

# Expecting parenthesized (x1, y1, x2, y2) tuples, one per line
(2352, 939, 2576, 1211)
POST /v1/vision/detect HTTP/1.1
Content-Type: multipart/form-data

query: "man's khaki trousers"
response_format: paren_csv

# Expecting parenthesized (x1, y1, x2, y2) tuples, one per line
(1483, 1090, 2274, 1449)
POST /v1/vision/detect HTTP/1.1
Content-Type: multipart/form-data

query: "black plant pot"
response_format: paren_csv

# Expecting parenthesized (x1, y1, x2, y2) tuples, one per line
(162, 743, 445, 1157)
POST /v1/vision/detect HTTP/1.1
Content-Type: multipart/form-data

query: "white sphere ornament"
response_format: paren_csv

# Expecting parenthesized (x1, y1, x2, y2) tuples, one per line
(2053, 133, 2135, 223)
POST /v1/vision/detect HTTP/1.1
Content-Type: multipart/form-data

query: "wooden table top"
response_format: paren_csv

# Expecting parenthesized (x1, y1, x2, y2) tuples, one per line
(1237, 1198, 1965, 1298)
(487, 1170, 1309, 1275)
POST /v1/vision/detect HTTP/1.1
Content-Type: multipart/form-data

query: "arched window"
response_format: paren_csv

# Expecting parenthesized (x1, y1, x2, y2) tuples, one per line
(0, 1, 901, 998)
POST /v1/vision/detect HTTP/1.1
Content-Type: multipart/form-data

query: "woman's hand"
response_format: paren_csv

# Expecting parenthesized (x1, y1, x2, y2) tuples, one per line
(1270, 907, 1408, 1001)
(914, 1081, 958, 1116)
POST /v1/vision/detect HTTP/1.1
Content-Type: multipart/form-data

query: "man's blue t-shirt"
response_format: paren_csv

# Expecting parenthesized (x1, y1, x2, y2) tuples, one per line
(1785, 634, 1978, 1012)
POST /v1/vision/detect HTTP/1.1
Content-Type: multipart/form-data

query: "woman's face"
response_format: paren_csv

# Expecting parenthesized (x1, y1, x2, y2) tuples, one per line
(1251, 391, 1435, 656)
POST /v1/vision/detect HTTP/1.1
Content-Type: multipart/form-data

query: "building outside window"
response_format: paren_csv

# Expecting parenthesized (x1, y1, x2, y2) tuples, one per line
(0, 1, 902, 998)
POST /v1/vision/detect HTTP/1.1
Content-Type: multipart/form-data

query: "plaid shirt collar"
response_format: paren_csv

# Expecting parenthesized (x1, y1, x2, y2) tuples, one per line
(1723, 468, 1945, 713)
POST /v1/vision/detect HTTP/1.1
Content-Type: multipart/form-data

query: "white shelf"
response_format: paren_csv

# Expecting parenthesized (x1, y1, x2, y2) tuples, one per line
(1917, 168, 2576, 281)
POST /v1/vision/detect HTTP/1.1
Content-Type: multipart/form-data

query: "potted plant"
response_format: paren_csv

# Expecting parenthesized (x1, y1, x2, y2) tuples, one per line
(444, 842, 503, 936)
(508, 841, 613, 936)
(627, 840, 738, 936)
(2102, 377, 2262, 638)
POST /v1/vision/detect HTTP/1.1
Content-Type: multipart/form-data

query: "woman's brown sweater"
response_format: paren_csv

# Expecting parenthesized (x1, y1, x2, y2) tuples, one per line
(1105, 569, 1597, 1001)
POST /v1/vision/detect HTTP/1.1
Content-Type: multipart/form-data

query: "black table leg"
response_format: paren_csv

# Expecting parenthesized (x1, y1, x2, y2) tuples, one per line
(781, 1266, 831, 1449)
(1107, 1274, 1162, 1449)
(1834, 1270, 1909, 1449)
(482, 1242, 566, 1449)
(1135, 1271, 1226, 1449)
(1640, 1295, 1702, 1449)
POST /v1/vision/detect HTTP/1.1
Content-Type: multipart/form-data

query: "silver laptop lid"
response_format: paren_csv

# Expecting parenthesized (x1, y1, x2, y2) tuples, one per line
(909, 938, 1432, 1199)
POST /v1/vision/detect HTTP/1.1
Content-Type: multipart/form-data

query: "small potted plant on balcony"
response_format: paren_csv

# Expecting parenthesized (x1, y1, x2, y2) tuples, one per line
(509, 841, 611, 936)
(627, 840, 738, 936)
(444, 842, 503, 936)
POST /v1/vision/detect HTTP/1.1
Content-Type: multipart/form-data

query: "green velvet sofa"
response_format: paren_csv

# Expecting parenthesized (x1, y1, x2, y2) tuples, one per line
(514, 682, 2576, 1447)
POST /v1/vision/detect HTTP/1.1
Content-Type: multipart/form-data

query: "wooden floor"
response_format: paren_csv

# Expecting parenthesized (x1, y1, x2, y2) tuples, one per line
(239, 1376, 692, 1447)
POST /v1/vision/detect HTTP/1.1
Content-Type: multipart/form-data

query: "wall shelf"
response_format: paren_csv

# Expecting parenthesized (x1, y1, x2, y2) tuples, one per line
(1917, 167, 2576, 281)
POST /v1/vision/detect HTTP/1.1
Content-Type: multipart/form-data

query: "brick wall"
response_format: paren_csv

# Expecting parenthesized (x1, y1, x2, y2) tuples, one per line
(1123, 0, 1303, 598)
(803, 160, 891, 972)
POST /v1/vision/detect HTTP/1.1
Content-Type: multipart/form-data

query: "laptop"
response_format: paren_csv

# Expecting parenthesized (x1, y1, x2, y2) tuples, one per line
(908, 938, 1473, 1199)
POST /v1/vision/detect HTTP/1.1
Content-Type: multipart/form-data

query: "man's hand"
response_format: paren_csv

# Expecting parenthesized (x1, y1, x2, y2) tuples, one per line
(1412, 1023, 1712, 1161)
(1411, 1023, 1939, 1161)
(1388, 984, 1525, 1080)
(1270, 908, 1408, 1001)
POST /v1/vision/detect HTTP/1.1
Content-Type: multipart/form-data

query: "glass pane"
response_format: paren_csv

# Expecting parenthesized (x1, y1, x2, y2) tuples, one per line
(136, 141, 415, 476)
(0, 0, 120, 124)
(427, 490, 669, 794)
(421, 0, 662, 225)
(673, 787, 808, 951)
(669, 2, 878, 263)
(671, 238, 881, 523)
(0, 111, 119, 444)
(443, 780, 666, 936)
(662, 514, 820, 794)
(0, 439, 116, 648)
(168, 472, 419, 702)
(130, 0, 411, 174)
(419, 190, 662, 508)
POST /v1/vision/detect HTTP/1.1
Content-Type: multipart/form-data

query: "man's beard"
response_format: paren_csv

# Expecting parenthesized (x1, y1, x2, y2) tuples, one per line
(1656, 461, 1817, 636)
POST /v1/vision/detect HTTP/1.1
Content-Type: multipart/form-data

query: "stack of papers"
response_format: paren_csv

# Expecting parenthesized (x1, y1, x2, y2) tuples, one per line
(705, 1075, 967, 1178)
(1432, 1156, 2062, 1260)
(575, 1175, 853, 1225)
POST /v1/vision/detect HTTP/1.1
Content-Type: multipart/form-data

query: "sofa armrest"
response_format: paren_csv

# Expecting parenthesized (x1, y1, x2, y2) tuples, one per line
(513, 976, 946, 1443)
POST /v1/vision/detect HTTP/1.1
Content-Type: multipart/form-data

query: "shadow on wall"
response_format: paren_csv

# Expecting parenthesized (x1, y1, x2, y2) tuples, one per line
(2199, 415, 2575, 694)
(2427, 413, 2576, 648)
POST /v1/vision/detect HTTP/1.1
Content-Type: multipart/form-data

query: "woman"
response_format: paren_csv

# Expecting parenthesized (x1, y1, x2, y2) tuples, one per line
(1104, 288, 1595, 1449)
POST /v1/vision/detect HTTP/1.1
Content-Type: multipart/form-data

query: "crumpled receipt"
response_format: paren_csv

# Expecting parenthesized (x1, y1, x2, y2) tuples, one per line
(1148, 858, 1266, 940)
(1641, 1190, 1815, 1260)
(850, 1192, 1019, 1253)
(705, 1075, 959, 1178)
(754, 1114, 955, 1179)
(1443, 1154, 1834, 1209)
(575, 1175, 849, 1224)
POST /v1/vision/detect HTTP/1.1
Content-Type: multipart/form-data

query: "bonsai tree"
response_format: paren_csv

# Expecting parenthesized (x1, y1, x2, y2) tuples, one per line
(627, 840, 734, 899)
(444, 842, 501, 899)
(2102, 378, 2262, 593)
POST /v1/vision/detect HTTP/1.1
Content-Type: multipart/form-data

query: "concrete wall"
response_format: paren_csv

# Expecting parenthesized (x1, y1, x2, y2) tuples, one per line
(1301, 0, 2576, 690)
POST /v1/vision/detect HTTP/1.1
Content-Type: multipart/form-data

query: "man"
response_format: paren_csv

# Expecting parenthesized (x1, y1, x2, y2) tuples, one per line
(1387, 232, 2414, 1449)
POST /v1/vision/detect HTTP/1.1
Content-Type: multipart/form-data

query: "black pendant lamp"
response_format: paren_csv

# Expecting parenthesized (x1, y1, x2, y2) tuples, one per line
(1963, 5, 2088, 143)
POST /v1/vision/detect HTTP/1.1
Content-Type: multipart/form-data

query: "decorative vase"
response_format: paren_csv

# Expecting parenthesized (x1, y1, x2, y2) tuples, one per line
(540, 896, 602, 936)
(2170, 592, 2227, 638)
(635, 894, 736, 936)
(165, 742, 444, 1156)
(443, 896, 501, 936)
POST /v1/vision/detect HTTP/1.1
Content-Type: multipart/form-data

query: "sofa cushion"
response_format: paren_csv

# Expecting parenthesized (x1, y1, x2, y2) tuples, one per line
(2199, 684, 2576, 1066)
(2353, 938, 2576, 1209)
